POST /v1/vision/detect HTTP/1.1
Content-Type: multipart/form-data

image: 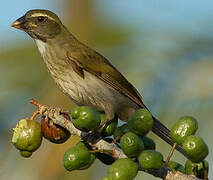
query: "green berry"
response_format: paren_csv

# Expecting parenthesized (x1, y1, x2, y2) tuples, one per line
(12, 119, 42, 152)
(142, 136, 156, 150)
(71, 106, 101, 132)
(167, 161, 185, 173)
(182, 135, 209, 163)
(120, 132, 144, 158)
(78, 153, 96, 170)
(170, 116, 198, 144)
(63, 142, 94, 171)
(185, 160, 209, 178)
(108, 158, 138, 180)
(138, 150, 163, 170)
(127, 109, 153, 136)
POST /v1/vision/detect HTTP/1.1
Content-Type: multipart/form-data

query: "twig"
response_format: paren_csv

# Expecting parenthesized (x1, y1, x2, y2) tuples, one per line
(165, 171, 202, 180)
(30, 110, 39, 120)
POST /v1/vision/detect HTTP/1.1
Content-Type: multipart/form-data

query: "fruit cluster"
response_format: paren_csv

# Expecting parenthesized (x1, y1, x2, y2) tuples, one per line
(12, 105, 209, 180)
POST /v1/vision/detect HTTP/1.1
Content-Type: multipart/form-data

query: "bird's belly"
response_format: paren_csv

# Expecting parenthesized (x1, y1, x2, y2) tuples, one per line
(53, 69, 138, 119)
(54, 70, 116, 107)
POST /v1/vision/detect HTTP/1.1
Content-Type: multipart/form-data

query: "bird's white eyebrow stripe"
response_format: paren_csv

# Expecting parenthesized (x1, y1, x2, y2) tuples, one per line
(30, 13, 54, 20)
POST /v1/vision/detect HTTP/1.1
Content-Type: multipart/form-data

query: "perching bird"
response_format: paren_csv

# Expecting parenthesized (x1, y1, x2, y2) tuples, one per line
(12, 9, 184, 155)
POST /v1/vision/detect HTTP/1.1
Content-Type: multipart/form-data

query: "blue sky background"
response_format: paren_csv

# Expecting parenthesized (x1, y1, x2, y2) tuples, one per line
(0, 0, 63, 44)
(2, 0, 213, 45)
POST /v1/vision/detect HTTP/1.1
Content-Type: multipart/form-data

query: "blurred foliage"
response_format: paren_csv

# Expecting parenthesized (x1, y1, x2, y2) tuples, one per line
(0, 0, 212, 180)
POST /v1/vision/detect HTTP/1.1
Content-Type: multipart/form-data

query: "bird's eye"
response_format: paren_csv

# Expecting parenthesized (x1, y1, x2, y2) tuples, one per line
(37, 16, 46, 22)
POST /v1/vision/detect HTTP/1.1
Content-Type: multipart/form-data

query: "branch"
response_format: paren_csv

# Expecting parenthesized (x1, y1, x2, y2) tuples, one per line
(31, 99, 201, 180)
(165, 171, 202, 180)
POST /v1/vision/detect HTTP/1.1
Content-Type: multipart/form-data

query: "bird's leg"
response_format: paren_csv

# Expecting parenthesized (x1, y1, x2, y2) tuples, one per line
(95, 117, 111, 137)
(100, 118, 110, 127)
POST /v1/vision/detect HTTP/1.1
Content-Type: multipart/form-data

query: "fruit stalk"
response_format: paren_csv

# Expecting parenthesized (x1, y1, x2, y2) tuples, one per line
(165, 142, 177, 166)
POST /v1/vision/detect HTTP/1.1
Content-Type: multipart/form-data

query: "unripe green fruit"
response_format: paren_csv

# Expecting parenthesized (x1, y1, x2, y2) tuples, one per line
(120, 132, 144, 158)
(185, 160, 209, 179)
(182, 135, 209, 163)
(142, 136, 156, 150)
(20, 150, 32, 158)
(71, 106, 101, 132)
(167, 161, 185, 173)
(138, 150, 163, 170)
(78, 153, 96, 170)
(98, 113, 118, 137)
(63, 142, 94, 171)
(170, 116, 198, 144)
(12, 119, 42, 152)
(127, 109, 153, 136)
(113, 124, 130, 140)
(108, 158, 138, 180)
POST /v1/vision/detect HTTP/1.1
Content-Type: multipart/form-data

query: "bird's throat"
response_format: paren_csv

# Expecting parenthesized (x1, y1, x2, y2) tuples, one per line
(35, 39, 48, 55)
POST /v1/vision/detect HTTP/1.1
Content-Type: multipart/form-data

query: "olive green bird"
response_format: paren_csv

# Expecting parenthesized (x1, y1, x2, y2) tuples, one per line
(12, 9, 185, 155)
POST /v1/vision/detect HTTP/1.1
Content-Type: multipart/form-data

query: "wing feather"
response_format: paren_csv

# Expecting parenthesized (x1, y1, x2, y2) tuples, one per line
(66, 44, 146, 108)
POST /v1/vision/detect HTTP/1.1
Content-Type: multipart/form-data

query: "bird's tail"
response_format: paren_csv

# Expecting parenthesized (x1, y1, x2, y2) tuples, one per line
(152, 116, 187, 157)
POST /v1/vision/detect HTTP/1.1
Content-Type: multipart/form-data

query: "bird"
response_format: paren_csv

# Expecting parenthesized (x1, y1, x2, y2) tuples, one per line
(12, 9, 185, 155)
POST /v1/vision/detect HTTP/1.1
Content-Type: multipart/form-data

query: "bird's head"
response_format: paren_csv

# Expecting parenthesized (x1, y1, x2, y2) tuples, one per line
(12, 9, 63, 42)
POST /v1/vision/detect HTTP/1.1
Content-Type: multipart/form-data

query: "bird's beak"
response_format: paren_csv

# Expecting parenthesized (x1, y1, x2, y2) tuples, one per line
(11, 16, 27, 30)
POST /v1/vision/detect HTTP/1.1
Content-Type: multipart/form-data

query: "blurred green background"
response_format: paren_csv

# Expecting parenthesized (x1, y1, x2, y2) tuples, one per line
(0, 0, 212, 179)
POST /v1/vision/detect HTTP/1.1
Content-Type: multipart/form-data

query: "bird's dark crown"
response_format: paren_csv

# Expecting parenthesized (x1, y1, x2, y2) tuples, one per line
(25, 9, 61, 24)
(12, 9, 64, 42)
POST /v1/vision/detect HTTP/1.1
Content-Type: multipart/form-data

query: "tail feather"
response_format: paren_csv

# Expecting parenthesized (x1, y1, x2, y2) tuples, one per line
(152, 116, 187, 157)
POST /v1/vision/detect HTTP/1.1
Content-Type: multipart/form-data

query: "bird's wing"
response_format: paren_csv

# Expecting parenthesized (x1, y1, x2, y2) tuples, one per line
(66, 44, 147, 108)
